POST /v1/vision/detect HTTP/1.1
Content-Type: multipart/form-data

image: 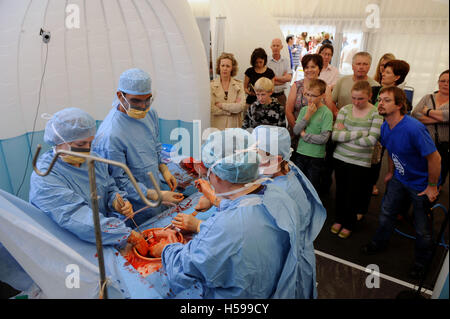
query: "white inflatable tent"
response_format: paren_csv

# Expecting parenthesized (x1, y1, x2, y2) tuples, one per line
(0, 0, 210, 201)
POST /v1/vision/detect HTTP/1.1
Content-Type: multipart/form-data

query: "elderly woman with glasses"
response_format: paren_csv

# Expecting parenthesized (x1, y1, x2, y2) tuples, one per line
(412, 70, 449, 186)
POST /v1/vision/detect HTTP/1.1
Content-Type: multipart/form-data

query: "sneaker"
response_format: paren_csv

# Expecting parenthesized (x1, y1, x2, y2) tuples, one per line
(409, 263, 426, 280)
(360, 241, 383, 255)
(330, 223, 342, 234)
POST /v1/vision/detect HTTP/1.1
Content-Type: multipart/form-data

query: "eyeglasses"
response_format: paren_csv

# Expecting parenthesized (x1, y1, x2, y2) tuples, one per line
(377, 97, 393, 103)
(124, 95, 154, 110)
(304, 92, 321, 98)
(439, 79, 449, 84)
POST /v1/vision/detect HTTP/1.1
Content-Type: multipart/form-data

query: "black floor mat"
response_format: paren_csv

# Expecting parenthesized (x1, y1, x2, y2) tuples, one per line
(314, 154, 449, 291)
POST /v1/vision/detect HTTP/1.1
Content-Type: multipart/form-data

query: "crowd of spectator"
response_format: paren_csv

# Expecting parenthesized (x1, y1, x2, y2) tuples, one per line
(209, 35, 448, 280)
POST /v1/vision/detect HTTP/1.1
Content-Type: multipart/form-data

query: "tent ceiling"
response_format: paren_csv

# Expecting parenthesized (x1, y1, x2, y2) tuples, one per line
(188, 0, 449, 19)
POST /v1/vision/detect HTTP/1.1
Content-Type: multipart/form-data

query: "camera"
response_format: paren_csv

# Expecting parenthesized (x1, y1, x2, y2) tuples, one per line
(40, 28, 51, 43)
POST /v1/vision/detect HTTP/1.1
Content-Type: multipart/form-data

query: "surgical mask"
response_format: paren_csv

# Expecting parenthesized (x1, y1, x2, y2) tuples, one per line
(52, 123, 91, 165)
(213, 177, 272, 198)
(53, 145, 90, 165)
(257, 153, 281, 177)
(119, 92, 152, 119)
(61, 152, 89, 165)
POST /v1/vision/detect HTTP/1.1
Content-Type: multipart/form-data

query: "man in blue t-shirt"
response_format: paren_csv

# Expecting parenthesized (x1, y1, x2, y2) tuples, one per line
(361, 86, 441, 280)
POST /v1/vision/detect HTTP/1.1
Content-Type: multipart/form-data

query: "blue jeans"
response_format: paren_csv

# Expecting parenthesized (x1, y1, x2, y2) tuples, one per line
(372, 176, 433, 266)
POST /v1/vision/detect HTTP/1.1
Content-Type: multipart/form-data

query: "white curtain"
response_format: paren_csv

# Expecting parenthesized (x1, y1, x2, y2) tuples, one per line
(276, 11, 449, 105)
(210, 0, 287, 81)
(367, 18, 449, 105)
(212, 16, 226, 78)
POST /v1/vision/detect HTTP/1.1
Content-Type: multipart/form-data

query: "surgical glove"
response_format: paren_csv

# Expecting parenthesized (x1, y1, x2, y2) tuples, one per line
(159, 164, 177, 191)
(127, 230, 148, 256)
(162, 191, 184, 204)
(113, 194, 134, 219)
(171, 213, 202, 233)
(147, 189, 159, 201)
(148, 228, 179, 258)
(194, 195, 213, 212)
(195, 179, 220, 206)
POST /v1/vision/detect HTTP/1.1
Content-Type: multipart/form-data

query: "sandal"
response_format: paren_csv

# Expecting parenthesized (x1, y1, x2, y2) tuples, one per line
(338, 228, 352, 239)
(331, 223, 342, 234)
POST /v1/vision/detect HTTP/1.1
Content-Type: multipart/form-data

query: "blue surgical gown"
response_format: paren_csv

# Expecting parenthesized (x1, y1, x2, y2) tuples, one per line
(93, 107, 163, 223)
(161, 183, 306, 299)
(29, 150, 132, 245)
(262, 163, 327, 298)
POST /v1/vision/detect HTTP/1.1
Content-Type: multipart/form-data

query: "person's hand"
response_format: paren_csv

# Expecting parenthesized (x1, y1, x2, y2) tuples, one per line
(420, 106, 430, 116)
(418, 185, 439, 202)
(113, 194, 134, 219)
(160, 164, 177, 191)
(248, 84, 256, 96)
(148, 229, 179, 258)
(335, 122, 345, 130)
(300, 130, 306, 138)
(161, 191, 184, 204)
(195, 179, 218, 205)
(215, 102, 223, 109)
(307, 102, 318, 115)
(127, 230, 148, 256)
(384, 171, 393, 184)
(171, 213, 202, 233)
(195, 195, 213, 211)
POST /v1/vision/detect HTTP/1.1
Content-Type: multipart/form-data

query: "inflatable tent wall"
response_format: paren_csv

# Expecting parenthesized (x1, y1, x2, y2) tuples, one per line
(0, 0, 210, 201)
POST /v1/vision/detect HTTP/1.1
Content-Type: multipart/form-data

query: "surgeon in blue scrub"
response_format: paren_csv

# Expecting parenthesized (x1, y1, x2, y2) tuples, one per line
(252, 125, 327, 299)
(149, 128, 308, 298)
(29, 108, 146, 248)
(93, 68, 183, 224)
(174, 126, 326, 298)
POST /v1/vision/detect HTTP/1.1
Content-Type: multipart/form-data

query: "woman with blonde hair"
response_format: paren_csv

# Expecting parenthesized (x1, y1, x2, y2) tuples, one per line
(373, 53, 395, 84)
(210, 52, 246, 130)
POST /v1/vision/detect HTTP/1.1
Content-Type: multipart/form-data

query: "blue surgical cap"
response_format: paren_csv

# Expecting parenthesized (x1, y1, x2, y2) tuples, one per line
(252, 125, 292, 161)
(202, 128, 259, 184)
(44, 108, 96, 146)
(118, 68, 152, 95)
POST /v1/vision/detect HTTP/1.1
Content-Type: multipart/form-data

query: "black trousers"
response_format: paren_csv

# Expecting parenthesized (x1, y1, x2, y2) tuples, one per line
(436, 141, 449, 186)
(334, 159, 372, 231)
(294, 153, 324, 192)
(320, 139, 336, 194)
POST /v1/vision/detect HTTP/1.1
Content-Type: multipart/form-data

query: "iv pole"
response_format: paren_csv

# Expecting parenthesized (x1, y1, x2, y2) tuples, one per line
(32, 144, 162, 299)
